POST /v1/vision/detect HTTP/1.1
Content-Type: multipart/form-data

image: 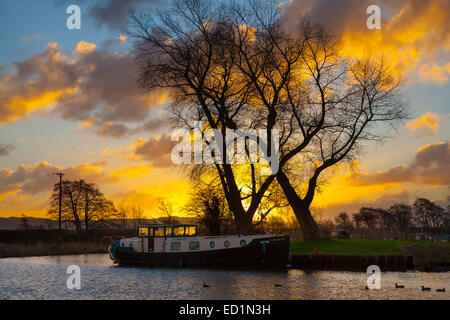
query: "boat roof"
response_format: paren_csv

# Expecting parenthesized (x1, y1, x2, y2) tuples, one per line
(138, 224, 198, 228)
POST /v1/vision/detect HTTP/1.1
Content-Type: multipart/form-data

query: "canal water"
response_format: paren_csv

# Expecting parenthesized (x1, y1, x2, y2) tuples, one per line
(0, 254, 448, 300)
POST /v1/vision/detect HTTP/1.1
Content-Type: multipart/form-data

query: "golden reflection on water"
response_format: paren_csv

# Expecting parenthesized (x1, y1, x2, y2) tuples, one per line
(0, 254, 448, 300)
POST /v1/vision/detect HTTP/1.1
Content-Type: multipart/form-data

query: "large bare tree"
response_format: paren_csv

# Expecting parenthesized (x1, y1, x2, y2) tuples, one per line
(129, 0, 408, 239)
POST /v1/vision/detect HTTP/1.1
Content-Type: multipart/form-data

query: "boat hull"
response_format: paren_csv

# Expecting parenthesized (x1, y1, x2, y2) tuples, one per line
(114, 235, 290, 268)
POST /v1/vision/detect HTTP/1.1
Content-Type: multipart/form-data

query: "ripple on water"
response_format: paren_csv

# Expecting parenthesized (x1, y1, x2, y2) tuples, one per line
(0, 254, 449, 300)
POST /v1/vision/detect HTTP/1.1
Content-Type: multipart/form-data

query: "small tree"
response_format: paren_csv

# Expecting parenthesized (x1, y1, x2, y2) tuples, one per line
(389, 204, 412, 238)
(131, 205, 146, 229)
(376, 209, 394, 237)
(48, 180, 117, 235)
(359, 207, 379, 230)
(413, 198, 446, 238)
(157, 199, 178, 225)
(334, 212, 352, 230)
(185, 182, 234, 235)
(116, 205, 146, 229)
(20, 214, 29, 230)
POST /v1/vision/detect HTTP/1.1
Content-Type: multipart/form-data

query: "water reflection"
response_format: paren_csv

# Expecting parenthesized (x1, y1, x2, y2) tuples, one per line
(0, 254, 448, 300)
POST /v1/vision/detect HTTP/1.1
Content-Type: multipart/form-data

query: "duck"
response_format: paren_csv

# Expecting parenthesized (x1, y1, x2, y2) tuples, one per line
(203, 282, 210, 288)
(421, 286, 431, 291)
(436, 288, 446, 292)
(274, 283, 283, 287)
(395, 283, 405, 289)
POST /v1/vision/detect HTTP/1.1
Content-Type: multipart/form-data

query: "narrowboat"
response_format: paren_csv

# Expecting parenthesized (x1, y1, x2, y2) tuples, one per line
(108, 224, 290, 268)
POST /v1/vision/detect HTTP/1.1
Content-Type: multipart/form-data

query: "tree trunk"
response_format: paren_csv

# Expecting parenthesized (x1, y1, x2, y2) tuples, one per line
(222, 181, 254, 234)
(234, 212, 253, 235)
(71, 206, 82, 236)
(84, 198, 89, 231)
(276, 171, 321, 240)
(292, 201, 320, 240)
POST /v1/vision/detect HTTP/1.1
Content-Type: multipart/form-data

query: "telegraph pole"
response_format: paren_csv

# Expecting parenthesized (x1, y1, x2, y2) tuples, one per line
(54, 173, 65, 230)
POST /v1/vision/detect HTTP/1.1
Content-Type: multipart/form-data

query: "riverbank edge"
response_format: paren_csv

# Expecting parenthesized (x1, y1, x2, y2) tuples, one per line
(2, 242, 449, 272)
(290, 247, 450, 272)
(0, 242, 107, 259)
(290, 253, 417, 272)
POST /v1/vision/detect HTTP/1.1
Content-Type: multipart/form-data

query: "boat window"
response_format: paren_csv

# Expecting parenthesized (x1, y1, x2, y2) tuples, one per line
(210, 241, 215, 248)
(185, 226, 197, 236)
(138, 227, 149, 237)
(154, 227, 165, 237)
(189, 241, 200, 250)
(224, 240, 230, 248)
(171, 242, 181, 251)
(240, 240, 246, 247)
(172, 226, 185, 237)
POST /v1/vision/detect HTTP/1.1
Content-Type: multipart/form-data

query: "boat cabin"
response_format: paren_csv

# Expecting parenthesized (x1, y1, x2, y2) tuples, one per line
(112, 223, 290, 262)
(138, 224, 198, 238)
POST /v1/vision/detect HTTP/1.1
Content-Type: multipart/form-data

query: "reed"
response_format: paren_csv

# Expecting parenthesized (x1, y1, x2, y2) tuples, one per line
(0, 241, 107, 258)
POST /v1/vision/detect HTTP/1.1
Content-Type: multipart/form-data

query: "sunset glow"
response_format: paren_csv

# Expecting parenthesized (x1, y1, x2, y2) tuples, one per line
(0, 0, 448, 222)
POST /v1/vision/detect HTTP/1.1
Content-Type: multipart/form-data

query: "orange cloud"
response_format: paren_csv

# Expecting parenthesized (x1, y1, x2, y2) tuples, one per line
(0, 41, 170, 131)
(112, 181, 191, 218)
(310, 141, 449, 216)
(119, 33, 127, 42)
(0, 161, 117, 196)
(103, 134, 176, 167)
(111, 164, 153, 178)
(75, 41, 96, 54)
(3, 88, 76, 124)
(406, 112, 441, 137)
(418, 61, 450, 85)
(77, 115, 96, 130)
(352, 142, 449, 186)
(281, 0, 450, 84)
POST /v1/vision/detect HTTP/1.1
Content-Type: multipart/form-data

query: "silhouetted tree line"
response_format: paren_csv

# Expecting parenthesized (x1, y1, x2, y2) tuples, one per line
(189, 195, 449, 239)
(327, 198, 449, 240)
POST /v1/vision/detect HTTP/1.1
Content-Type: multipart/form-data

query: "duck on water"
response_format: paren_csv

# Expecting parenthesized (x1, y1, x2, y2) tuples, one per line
(107, 224, 290, 268)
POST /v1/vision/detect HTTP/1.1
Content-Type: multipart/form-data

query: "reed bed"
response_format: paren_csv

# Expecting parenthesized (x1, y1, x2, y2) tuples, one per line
(0, 242, 107, 258)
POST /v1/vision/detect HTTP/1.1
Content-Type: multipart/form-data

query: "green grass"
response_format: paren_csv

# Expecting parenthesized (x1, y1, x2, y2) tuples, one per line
(290, 239, 450, 256)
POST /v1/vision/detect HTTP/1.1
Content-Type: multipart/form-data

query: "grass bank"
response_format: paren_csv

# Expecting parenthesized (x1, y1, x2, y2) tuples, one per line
(290, 239, 450, 271)
(0, 242, 107, 258)
(289, 239, 450, 256)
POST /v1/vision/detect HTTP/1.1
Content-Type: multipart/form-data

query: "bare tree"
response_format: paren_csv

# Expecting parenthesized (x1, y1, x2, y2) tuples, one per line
(48, 180, 117, 234)
(377, 209, 393, 235)
(129, 0, 288, 233)
(129, 0, 408, 239)
(157, 198, 178, 224)
(389, 204, 412, 238)
(335, 212, 351, 230)
(116, 206, 130, 229)
(116, 204, 146, 229)
(413, 198, 447, 238)
(131, 205, 146, 229)
(79, 181, 117, 230)
(48, 180, 82, 234)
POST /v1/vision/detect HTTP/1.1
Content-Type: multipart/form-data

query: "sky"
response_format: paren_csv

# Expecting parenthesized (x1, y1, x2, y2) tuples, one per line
(0, 0, 448, 220)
